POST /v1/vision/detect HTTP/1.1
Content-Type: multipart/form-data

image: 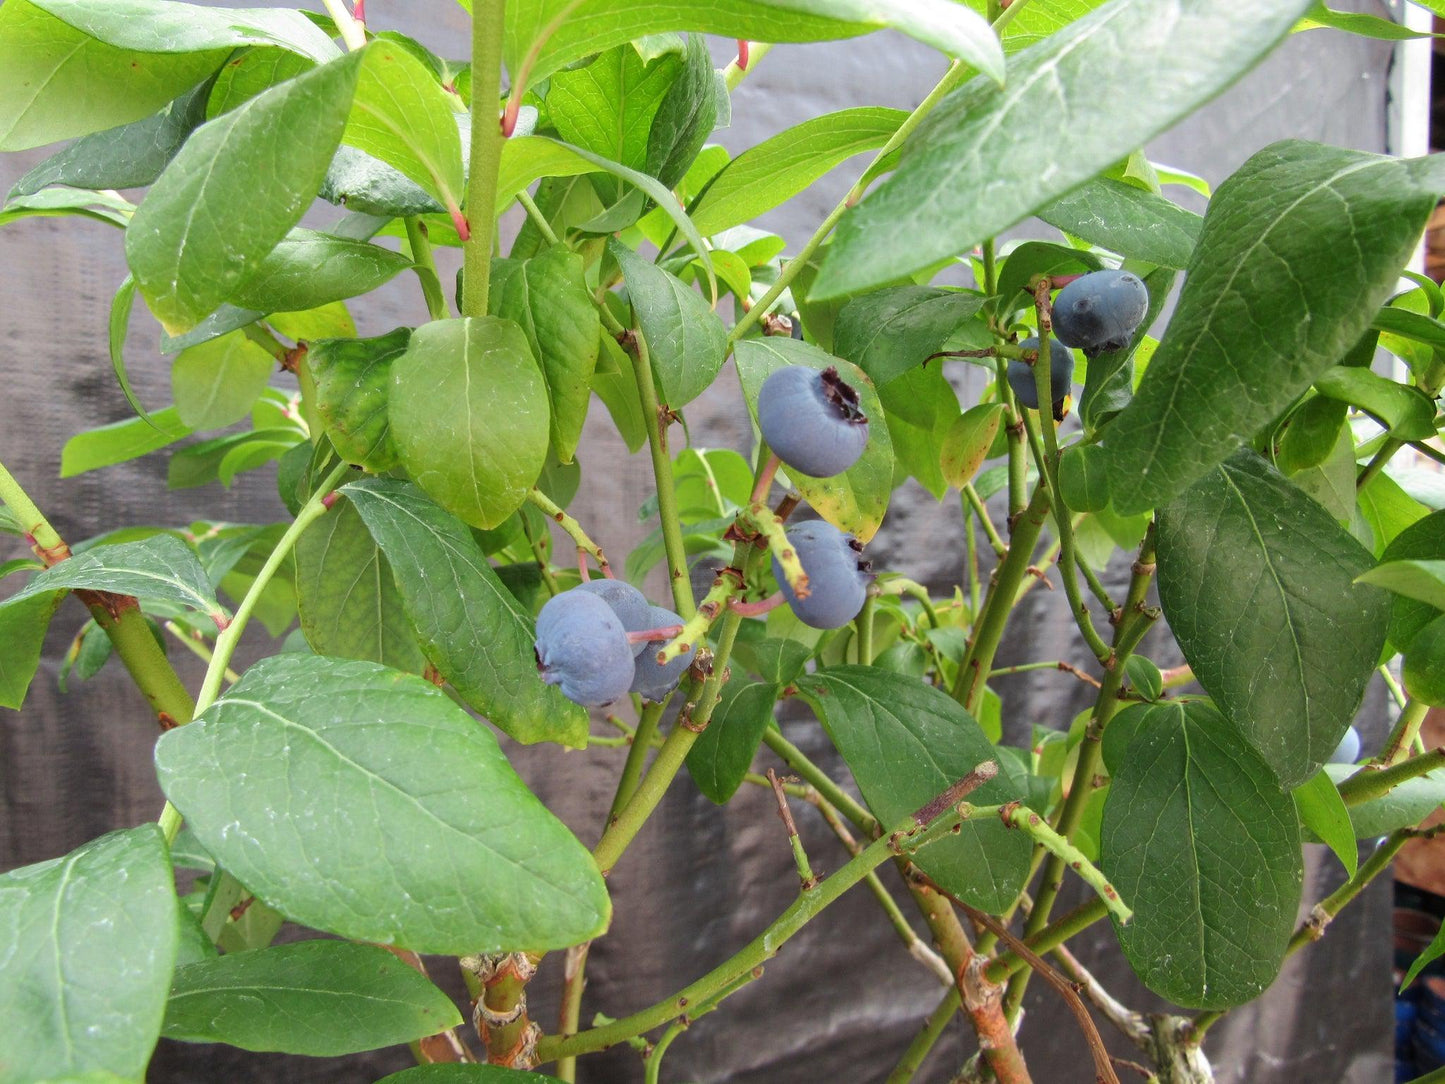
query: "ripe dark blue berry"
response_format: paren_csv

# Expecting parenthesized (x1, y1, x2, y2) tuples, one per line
(1008, 338, 1075, 415)
(535, 589, 635, 706)
(1052, 269, 1149, 354)
(757, 365, 869, 478)
(1328, 726, 1361, 765)
(630, 605, 697, 702)
(773, 520, 872, 629)
(578, 578, 652, 657)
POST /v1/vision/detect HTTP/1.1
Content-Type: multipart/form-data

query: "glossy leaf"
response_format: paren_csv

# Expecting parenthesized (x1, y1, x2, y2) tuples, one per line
(171, 330, 275, 430)
(1155, 451, 1389, 786)
(1378, 511, 1445, 651)
(814, 0, 1311, 297)
(0, 186, 132, 229)
(343, 478, 588, 747)
(734, 337, 893, 542)
(685, 680, 780, 804)
(644, 34, 716, 190)
(0, 826, 178, 1081)
(1357, 559, 1445, 614)
(154, 654, 610, 953)
(1105, 142, 1445, 514)
(60, 407, 192, 478)
(1312, 365, 1437, 441)
(163, 941, 461, 1055)
(1100, 700, 1303, 1009)
(547, 45, 678, 176)
(126, 51, 363, 333)
(610, 240, 727, 408)
(490, 249, 600, 462)
(1293, 769, 1356, 878)
(0, 590, 65, 710)
(1036, 176, 1202, 268)
(833, 286, 988, 390)
(388, 316, 550, 530)
(321, 145, 443, 218)
(1276, 395, 1348, 475)
(226, 229, 412, 314)
(309, 329, 409, 470)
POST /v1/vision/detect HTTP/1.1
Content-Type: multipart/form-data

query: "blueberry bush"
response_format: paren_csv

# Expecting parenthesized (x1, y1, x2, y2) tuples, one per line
(2, 1, 1445, 1081)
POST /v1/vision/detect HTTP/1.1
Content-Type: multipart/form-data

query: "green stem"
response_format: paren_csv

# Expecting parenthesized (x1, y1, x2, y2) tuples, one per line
(320, 0, 366, 49)
(404, 217, 449, 321)
(886, 988, 960, 1084)
(763, 725, 878, 835)
(880, 577, 940, 629)
(0, 459, 65, 558)
(856, 590, 876, 665)
(630, 327, 696, 618)
(1356, 437, 1404, 491)
(981, 898, 1110, 984)
(518, 511, 560, 597)
(997, 804, 1131, 923)
(1339, 744, 1445, 806)
(462, 0, 507, 317)
(963, 483, 1007, 558)
(527, 487, 612, 576)
(163, 622, 239, 684)
(1377, 697, 1430, 766)
(991, 0, 1039, 34)
(1380, 664, 1410, 710)
(721, 41, 774, 90)
(609, 701, 665, 821)
(517, 189, 561, 246)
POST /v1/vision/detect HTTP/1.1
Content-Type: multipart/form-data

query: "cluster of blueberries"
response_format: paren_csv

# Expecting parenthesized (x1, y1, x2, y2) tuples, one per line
(534, 269, 1150, 710)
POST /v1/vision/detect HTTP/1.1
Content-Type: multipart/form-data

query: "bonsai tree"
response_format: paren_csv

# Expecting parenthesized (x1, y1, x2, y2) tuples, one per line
(1, 0, 1443, 1081)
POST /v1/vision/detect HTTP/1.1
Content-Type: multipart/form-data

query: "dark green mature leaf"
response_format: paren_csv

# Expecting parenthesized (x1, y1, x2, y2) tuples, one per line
(0, 590, 64, 709)
(1312, 365, 1438, 441)
(1378, 511, 1445, 651)
(60, 407, 193, 477)
(814, 0, 1310, 297)
(226, 229, 412, 314)
(163, 941, 461, 1055)
(690, 108, 906, 237)
(8, 535, 225, 625)
(686, 680, 780, 804)
(734, 337, 893, 542)
(126, 51, 363, 333)
(502, 0, 1003, 88)
(155, 654, 609, 953)
(1105, 142, 1445, 513)
(610, 240, 727, 408)
(0, 826, 178, 1081)
(309, 330, 408, 470)
(321, 145, 443, 218)
(833, 287, 987, 389)
(491, 250, 600, 463)
(294, 500, 426, 673)
(1036, 176, 1202, 268)
(343, 478, 588, 747)
(170, 331, 275, 430)
(547, 45, 679, 178)
(0, 0, 335, 151)
(884, 364, 959, 499)
(1155, 451, 1389, 786)
(377, 1067, 565, 1084)
(1100, 701, 1303, 1009)
(644, 34, 716, 190)
(1293, 769, 1356, 877)
(8, 78, 211, 197)
(796, 666, 1029, 911)
(388, 316, 550, 530)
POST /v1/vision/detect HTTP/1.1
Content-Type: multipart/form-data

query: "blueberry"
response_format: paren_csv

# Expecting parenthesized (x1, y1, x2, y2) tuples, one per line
(1328, 726, 1361, 765)
(578, 578, 653, 657)
(630, 605, 697, 702)
(757, 365, 869, 478)
(535, 589, 635, 706)
(1008, 338, 1075, 414)
(1052, 270, 1149, 354)
(773, 520, 872, 629)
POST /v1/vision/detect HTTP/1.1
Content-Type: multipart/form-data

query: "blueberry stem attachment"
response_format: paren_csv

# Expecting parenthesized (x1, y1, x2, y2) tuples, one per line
(743, 500, 809, 599)
(751, 451, 782, 504)
(626, 624, 684, 646)
(655, 567, 745, 665)
(527, 487, 614, 578)
(727, 591, 785, 618)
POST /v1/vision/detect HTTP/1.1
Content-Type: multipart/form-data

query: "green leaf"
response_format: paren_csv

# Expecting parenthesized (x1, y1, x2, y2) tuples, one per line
(1312, 365, 1438, 441)
(884, 365, 959, 499)
(1378, 510, 1445, 651)
(162, 940, 461, 1055)
(1293, 769, 1356, 877)
(1325, 762, 1445, 838)
(321, 145, 443, 218)
(154, 654, 609, 953)
(940, 404, 1005, 490)
(388, 316, 550, 530)
(1155, 451, 1389, 786)
(610, 240, 727, 409)
(814, 0, 1310, 297)
(1079, 265, 1175, 434)
(1296, 2, 1433, 40)
(8, 76, 210, 197)
(1359, 471, 1429, 558)
(0, 590, 65, 710)
(504, 0, 1003, 89)
(0, 826, 178, 1081)
(1036, 176, 1202, 268)
(1402, 919, 1445, 992)
(1058, 443, 1110, 513)
(548, 45, 679, 178)
(205, 45, 316, 118)
(342, 478, 588, 747)
(1104, 142, 1445, 514)
(795, 666, 1029, 911)
(294, 500, 427, 673)
(108, 276, 160, 428)
(1285, 422, 1356, 524)
(170, 331, 275, 430)
(833, 286, 987, 389)
(60, 407, 192, 477)
(734, 337, 893, 542)
(377, 1067, 564, 1084)
(1357, 559, 1445, 613)
(1100, 700, 1302, 1009)
(490, 249, 601, 463)
(309, 329, 409, 470)
(9, 535, 226, 625)
(0, 186, 132, 229)
(126, 51, 363, 333)
(591, 330, 648, 453)
(644, 34, 716, 190)
(226, 228, 412, 314)
(685, 680, 779, 804)
(1405, 614, 1445, 706)
(1276, 395, 1348, 475)
(690, 107, 906, 237)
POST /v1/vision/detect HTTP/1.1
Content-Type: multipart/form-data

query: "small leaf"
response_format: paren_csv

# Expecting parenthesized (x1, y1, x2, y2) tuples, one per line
(154, 654, 610, 953)
(0, 590, 65, 710)
(685, 680, 779, 804)
(1100, 700, 1303, 1009)
(108, 276, 160, 427)
(1312, 365, 1437, 440)
(1036, 176, 1201, 268)
(939, 404, 1004, 490)
(1378, 510, 1445, 650)
(1356, 558, 1445, 613)
(644, 34, 717, 190)
(388, 316, 550, 530)
(163, 941, 462, 1055)
(1275, 395, 1348, 475)
(0, 186, 132, 229)
(225, 228, 413, 314)
(321, 145, 443, 218)
(308, 329, 410, 470)
(60, 407, 193, 478)
(1326, 762, 1445, 838)
(1058, 444, 1110, 513)
(1293, 769, 1357, 878)
(171, 331, 275, 430)
(1121, 655, 1162, 702)
(0, 826, 178, 1081)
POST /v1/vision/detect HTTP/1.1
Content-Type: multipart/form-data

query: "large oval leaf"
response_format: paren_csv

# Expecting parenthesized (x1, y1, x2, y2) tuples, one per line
(813, 0, 1312, 298)
(1100, 700, 1303, 1009)
(795, 666, 1030, 912)
(1105, 142, 1445, 513)
(225, 228, 412, 314)
(154, 654, 610, 953)
(1155, 450, 1389, 787)
(388, 316, 550, 530)
(0, 826, 178, 1081)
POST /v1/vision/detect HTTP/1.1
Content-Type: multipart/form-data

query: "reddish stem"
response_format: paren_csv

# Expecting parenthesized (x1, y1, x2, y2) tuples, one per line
(577, 548, 591, 583)
(751, 453, 782, 504)
(352, 0, 365, 22)
(626, 624, 685, 645)
(727, 591, 786, 618)
(449, 205, 471, 242)
(501, 96, 521, 137)
(736, 40, 750, 70)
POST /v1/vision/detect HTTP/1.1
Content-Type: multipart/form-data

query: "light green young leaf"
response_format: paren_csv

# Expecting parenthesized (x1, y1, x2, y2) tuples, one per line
(171, 330, 275, 430)
(155, 654, 609, 952)
(0, 826, 178, 1081)
(547, 46, 679, 178)
(814, 0, 1313, 298)
(61, 407, 193, 478)
(1293, 769, 1357, 878)
(1357, 558, 1445, 613)
(108, 276, 160, 428)
(0, 187, 133, 230)
(0, 590, 65, 710)
(1312, 365, 1438, 441)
